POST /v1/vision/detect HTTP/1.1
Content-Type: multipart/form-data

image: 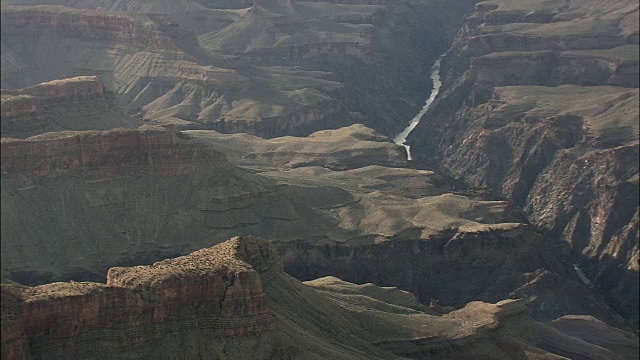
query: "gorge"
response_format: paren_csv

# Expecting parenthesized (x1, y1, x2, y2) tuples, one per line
(394, 54, 444, 161)
(1, 0, 638, 358)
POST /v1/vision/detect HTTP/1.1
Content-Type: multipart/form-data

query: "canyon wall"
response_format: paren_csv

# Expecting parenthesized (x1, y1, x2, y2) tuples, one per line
(279, 224, 624, 325)
(0, 125, 404, 284)
(1, 0, 478, 138)
(1, 236, 277, 360)
(0, 127, 289, 282)
(1, 77, 141, 138)
(3, 236, 637, 359)
(408, 0, 639, 325)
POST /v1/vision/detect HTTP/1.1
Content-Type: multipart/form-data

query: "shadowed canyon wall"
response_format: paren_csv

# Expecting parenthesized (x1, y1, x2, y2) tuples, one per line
(408, 0, 639, 325)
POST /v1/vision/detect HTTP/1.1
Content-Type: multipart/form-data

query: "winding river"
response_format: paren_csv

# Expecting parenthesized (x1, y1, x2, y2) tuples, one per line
(393, 55, 444, 161)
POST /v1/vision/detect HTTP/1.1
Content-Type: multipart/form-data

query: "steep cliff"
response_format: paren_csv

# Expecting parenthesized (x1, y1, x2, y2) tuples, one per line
(1, 76, 141, 138)
(2, 123, 622, 327)
(408, 0, 639, 325)
(1, 236, 277, 359)
(1, 3, 349, 138)
(184, 126, 634, 327)
(0, 127, 298, 282)
(3, 237, 638, 359)
(0, 125, 511, 283)
(2, 0, 477, 137)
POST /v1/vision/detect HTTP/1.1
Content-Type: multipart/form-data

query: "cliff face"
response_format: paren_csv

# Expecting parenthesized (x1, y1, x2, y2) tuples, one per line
(0, 5, 238, 86)
(408, 0, 639, 325)
(279, 225, 622, 325)
(1, 126, 225, 177)
(1, 6, 181, 50)
(3, 123, 621, 329)
(1, 77, 141, 138)
(3, 236, 638, 360)
(1, 76, 106, 103)
(1, 0, 477, 138)
(0, 125, 498, 285)
(1, 236, 276, 360)
(0, 127, 296, 282)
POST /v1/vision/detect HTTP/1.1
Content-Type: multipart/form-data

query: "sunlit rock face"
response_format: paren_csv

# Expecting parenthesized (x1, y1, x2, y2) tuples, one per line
(3, 237, 638, 360)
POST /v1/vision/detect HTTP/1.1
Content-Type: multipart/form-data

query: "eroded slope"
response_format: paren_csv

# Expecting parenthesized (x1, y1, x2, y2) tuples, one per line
(408, 0, 640, 325)
(3, 236, 638, 359)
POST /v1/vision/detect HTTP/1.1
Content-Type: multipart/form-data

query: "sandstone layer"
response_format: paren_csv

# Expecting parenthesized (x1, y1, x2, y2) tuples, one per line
(1, 2, 353, 138)
(2, 124, 624, 328)
(1, 0, 638, 353)
(183, 126, 631, 328)
(408, 0, 640, 326)
(3, 236, 638, 359)
(2, 236, 277, 359)
(1, 76, 141, 138)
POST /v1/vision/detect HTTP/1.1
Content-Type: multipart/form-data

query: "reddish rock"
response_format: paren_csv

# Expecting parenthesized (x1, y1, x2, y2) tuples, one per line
(1, 236, 277, 359)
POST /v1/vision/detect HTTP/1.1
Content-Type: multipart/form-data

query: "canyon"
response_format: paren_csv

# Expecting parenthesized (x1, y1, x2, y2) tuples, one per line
(0, 0, 638, 358)
(3, 236, 639, 359)
(1, 0, 476, 136)
(408, 0, 640, 326)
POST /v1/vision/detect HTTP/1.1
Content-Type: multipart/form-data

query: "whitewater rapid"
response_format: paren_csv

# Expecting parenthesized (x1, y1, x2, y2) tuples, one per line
(393, 55, 444, 161)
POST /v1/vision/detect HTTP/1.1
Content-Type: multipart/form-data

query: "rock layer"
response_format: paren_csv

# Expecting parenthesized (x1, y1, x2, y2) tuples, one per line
(1, 236, 277, 359)
(408, 0, 640, 325)
(3, 236, 638, 359)
(1, 0, 477, 137)
(1, 77, 141, 138)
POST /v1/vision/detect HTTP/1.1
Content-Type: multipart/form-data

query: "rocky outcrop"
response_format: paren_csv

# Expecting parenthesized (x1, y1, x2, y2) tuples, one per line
(205, 95, 353, 138)
(1, 236, 277, 359)
(1, 76, 106, 104)
(0, 125, 513, 286)
(0, 127, 297, 283)
(3, 123, 621, 330)
(279, 224, 625, 326)
(1, 126, 225, 177)
(469, 46, 639, 87)
(182, 124, 634, 326)
(3, 237, 637, 359)
(408, 0, 639, 325)
(2, 6, 179, 50)
(0, 4, 238, 85)
(1, 0, 478, 138)
(1, 77, 141, 138)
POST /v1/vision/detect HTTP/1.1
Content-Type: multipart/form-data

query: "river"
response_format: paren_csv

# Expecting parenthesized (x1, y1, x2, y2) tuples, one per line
(393, 55, 444, 161)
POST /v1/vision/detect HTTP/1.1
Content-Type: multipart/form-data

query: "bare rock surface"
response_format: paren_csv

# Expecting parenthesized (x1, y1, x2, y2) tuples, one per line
(0, 2, 352, 138)
(408, 0, 640, 326)
(1, 123, 624, 330)
(1, 76, 141, 138)
(1, 0, 638, 356)
(1, 0, 476, 137)
(181, 126, 629, 328)
(3, 236, 638, 359)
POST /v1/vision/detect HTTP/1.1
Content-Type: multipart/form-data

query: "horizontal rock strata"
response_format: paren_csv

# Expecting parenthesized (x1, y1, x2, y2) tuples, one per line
(1, 77, 141, 138)
(4, 236, 637, 359)
(1, 236, 277, 360)
(408, 0, 640, 326)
